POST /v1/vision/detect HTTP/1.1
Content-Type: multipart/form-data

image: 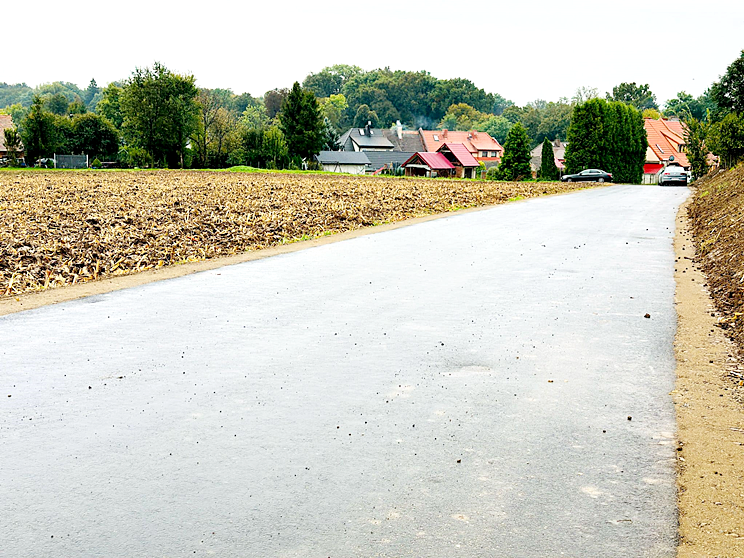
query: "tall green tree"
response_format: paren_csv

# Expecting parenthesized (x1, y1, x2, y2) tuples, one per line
(538, 138, 559, 180)
(606, 82, 658, 111)
(494, 122, 532, 181)
(710, 50, 744, 116)
(707, 112, 744, 168)
(96, 83, 124, 129)
(120, 62, 198, 167)
(68, 113, 119, 158)
(21, 96, 60, 163)
(565, 98, 646, 183)
(683, 116, 710, 179)
(261, 126, 289, 169)
(352, 104, 379, 128)
(279, 83, 325, 160)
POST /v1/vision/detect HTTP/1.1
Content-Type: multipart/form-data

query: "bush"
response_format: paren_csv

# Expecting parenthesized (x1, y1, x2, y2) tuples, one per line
(486, 166, 500, 180)
(91, 158, 102, 169)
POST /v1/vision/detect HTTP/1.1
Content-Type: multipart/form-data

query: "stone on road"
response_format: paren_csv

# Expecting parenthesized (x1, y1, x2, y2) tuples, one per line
(0, 185, 688, 557)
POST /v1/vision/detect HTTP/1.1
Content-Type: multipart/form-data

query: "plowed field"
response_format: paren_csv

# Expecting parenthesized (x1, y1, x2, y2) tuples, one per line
(0, 170, 587, 298)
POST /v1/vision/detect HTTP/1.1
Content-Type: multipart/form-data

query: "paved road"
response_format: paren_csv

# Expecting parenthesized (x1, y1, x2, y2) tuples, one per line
(1, 185, 688, 557)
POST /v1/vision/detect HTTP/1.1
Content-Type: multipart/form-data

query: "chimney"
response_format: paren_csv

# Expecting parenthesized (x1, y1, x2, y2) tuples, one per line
(366, 121, 372, 136)
(442, 129, 448, 139)
(396, 120, 403, 140)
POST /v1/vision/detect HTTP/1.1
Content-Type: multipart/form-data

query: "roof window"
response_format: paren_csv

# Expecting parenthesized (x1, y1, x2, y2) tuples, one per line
(359, 128, 365, 136)
(433, 134, 439, 141)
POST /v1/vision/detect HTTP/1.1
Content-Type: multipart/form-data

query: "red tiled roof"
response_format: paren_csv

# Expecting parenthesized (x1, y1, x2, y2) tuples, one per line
(438, 142, 480, 167)
(403, 152, 454, 170)
(419, 129, 503, 158)
(644, 119, 689, 168)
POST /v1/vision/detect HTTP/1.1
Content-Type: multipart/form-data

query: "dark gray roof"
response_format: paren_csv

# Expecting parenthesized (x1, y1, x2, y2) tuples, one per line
(382, 129, 426, 153)
(338, 127, 394, 150)
(315, 151, 370, 165)
(364, 151, 416, 171)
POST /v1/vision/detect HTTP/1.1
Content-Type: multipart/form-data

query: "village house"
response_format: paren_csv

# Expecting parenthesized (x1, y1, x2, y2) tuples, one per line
(402, 142, 480, 179)
(418, 129, 503, 165)
(530, 139, 567, 175)
(315, 151, 370, 174)
(643, 118, 690, 183)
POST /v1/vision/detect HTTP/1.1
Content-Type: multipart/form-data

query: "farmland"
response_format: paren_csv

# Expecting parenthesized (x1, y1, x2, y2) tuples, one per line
(0, 170, 589, 298)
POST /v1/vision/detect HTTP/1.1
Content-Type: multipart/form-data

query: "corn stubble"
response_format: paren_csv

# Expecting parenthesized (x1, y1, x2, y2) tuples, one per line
(1, 171, 585, 297)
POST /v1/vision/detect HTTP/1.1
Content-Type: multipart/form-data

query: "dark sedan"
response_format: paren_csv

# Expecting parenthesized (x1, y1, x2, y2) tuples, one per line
(561, 169, 613, 183)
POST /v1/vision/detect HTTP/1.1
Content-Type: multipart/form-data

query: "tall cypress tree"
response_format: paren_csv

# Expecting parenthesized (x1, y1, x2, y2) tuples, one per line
(496, 122, 532, 181)
(538, 138, 559, 180)
(565, 98, 646, 183)
(279, 82, 325, 160)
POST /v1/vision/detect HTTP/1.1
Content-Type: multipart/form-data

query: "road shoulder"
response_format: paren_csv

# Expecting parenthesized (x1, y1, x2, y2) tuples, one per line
(674, 194, 744, 557)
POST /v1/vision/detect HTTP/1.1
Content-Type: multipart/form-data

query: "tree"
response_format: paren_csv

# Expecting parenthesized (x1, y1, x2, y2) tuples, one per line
(642, 108, 661, 120)
(318, 94, 348, 132)
(44, 93, 69, 115)
(710, 50, 744, 116)
(242, 104, 269, 129)
(120, 62, 198, 167)
(572, 86, 599, 105)
(21, 96, 60, 163)
(538, 138, 559, 180)
(479, 115, 512, 144)
(264, 88, 289, 119)
(261, 126, 289, 169)
(83, 79, 100, 107)
(438, 103, 487, 130)
(96, 83, 124, 129)
(683, 116, 709, 179)
(279, 82, 325, 160)
(606, 82, 658, 111)
(352, 104, 379, 128)
(192, 88, 224, 168)
(3, 127, 22, 165)
(565, 98, 646, 183)
(303, 64, 363, 98)
(707, 112, 744, 168)
(494, 122, 532, 181)
(68, 113, 119, 157)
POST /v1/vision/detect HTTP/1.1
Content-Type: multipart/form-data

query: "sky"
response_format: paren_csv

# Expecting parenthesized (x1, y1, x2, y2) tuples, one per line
(5, 0, 744, 108)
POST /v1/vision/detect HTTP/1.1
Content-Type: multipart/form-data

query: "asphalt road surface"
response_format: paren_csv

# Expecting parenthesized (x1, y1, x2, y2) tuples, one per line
(1, 184, 689, 557)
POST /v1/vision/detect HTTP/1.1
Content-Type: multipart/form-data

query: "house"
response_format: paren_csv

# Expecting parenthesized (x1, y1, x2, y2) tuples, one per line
(364, 151, 416, 174)
(315, 151, 370, 174)
(338, 122, 395, 152)
(0, 114, 24, 163)
(530, 139, 567, 174)
(402, 152, 455, 178)
(383, 121, 426, 153)
(436, 142, 480, 178)
(418, 129, 503, 165)
(644, 118, 689, 183)
(402, 142, 480, 179)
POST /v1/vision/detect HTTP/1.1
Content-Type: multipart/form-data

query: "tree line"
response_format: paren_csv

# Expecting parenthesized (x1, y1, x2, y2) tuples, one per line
(2, 57, 743, 174)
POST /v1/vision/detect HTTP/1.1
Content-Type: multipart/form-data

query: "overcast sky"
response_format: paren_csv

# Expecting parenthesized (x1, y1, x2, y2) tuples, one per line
(5, 0, 743, 108)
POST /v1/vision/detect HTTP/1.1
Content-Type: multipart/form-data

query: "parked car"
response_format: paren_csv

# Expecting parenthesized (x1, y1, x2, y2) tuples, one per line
(561, 169, 613, 183)
(658, 165, 688, 186)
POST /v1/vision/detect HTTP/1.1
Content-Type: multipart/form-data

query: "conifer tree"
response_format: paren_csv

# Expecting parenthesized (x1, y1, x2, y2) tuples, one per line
(538, 138, 559, 180)
(495, 122, 532, 181)
(279, 82, 325, 160)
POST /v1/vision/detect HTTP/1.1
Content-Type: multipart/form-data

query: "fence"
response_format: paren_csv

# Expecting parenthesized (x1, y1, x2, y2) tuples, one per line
(54, 154, 88, 169)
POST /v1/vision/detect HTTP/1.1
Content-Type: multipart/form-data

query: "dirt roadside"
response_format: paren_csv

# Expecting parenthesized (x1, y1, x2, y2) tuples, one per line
(674, 195, 744, 557)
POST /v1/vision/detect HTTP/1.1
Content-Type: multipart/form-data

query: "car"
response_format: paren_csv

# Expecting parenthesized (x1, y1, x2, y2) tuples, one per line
(560, 169, 613, 183)
(658, 165, 688, 186)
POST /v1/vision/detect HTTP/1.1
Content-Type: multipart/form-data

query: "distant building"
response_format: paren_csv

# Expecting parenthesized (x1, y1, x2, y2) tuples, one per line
(643, 118, 690, 183)
(418, 129, 503, 165)
(315, 151, 370, 174)
(402, 142, 480, 179)
(530, 139, 567, 174)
